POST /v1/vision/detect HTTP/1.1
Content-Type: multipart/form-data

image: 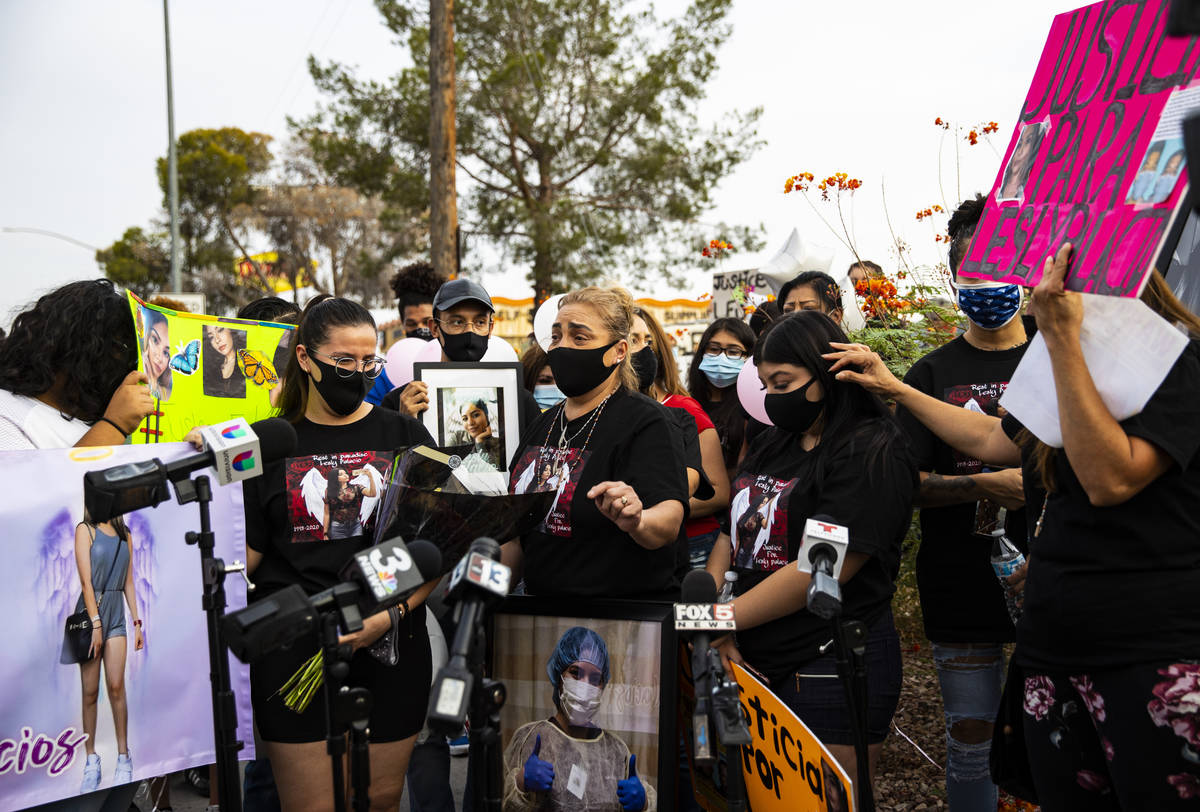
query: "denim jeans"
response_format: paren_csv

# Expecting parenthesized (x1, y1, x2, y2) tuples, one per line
(243, 757, 282, 812)
(408, 737, 455, 812)
(931, 643, 1005, 812)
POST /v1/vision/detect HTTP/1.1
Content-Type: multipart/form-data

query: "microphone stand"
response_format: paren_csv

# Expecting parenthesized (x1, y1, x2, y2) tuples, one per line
(704, 647, 751, 812)
(827, 619, 874, 812)
(467, 613, 507, 812)
(176, 474, 245, 812)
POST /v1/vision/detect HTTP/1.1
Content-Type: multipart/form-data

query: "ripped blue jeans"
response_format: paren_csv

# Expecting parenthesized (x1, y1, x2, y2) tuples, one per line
(931, 643, 1006, 812)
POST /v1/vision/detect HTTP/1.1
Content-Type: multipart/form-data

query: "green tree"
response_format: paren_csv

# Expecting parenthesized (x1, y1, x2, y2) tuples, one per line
(299, 0, 761, 302)
(155, 127, 275, 291)
(95, 226, 171, 297)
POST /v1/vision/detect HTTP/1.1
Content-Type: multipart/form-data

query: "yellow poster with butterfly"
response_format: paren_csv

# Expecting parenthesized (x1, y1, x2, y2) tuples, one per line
(128, 292, 294, 443)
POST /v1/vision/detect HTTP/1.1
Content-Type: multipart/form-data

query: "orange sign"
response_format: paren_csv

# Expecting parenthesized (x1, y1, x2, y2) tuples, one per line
(731, 662, 855, 812)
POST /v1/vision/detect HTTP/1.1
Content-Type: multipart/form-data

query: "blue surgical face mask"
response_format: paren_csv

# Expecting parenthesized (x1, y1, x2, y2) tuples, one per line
(956, 283, 1022, 330)
(698, 353, 745, 389)
(533, 384, 565, 410)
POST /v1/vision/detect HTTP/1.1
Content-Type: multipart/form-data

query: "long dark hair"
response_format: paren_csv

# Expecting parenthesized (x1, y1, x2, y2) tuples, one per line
(202, 325, 248, 395)
(326, 468, 348, 503)
(276, 295, 377, 423)
(634, 307, 688, 397)
(1020, 269, 1200, 492)
(755, 311, 908, 472)
(0, 280, 137, 423)
(688, 318, 756, 469)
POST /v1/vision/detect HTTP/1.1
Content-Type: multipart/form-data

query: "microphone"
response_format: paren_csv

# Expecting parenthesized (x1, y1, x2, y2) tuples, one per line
(427, 537, 511, 736)
(222, 538, 441, 663)
(83, 417, 298, 522)
(339, 537, 442, 618)
(676, 570, 727, 767)
(798, 515, 850, 620)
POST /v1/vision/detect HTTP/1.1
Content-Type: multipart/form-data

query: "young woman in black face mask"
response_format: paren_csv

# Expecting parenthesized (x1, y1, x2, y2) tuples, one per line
(503, 286, 690, 600)
(242, 296, 439, 812)
(705, 311, 916, 789)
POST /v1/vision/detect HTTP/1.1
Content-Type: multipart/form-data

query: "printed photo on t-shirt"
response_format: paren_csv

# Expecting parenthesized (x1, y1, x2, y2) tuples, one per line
(510, 446, 592, 538)
(728, 473, 798, 572)
(285, 451, 393, 543)
(942, 381, 1009, 474)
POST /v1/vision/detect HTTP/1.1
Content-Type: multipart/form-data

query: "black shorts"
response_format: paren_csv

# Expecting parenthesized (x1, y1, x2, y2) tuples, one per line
(771, 608, 903, 746)
(250, 605, 432, 744)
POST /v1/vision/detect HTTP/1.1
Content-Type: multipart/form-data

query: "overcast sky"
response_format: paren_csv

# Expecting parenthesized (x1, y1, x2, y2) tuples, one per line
(0, 0, 1077, 323)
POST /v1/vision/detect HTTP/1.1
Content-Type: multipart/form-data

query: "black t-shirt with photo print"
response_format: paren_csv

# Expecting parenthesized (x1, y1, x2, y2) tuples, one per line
(244, 407, 433, 599)
(1001, 340, 1200, 671)
(509, 387, 690, 601)
(722, 420, 916, 684)
(898, 335, 1029, 644)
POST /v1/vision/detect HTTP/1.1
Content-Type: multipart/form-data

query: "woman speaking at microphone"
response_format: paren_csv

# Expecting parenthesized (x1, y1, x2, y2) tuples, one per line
(705, 311, 916, 788)
(505, 286, 689, 600)
(243, 296, 438, 812)
(828, 250, 1200, 810)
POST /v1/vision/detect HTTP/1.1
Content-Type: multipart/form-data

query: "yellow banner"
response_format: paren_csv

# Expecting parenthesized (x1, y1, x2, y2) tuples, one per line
(731, 662, 855, 812)
(129, 293, 295, 442)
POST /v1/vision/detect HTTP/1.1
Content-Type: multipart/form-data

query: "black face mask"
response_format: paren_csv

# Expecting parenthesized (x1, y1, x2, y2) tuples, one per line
(408, 327, 433, 341)
(309, 356, 370, 416)
(440, 331, 489, 362)
(631, 346, 658, 391)
(764, 378, 824, 434)
(547, 341, 620, 398)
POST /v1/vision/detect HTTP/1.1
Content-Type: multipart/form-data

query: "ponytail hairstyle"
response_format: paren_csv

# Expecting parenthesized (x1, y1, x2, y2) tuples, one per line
(1020, 269, 1200, 492)
(558, 286, 639, 391)
(633, 306, 688, 397)
(276, 295, 377, 423)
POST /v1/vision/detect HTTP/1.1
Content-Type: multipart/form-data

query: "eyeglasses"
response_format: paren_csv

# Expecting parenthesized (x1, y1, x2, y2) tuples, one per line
(308, 349, 387, 379)
(437, 316, 493, 335)
(703, 345, 746, 360)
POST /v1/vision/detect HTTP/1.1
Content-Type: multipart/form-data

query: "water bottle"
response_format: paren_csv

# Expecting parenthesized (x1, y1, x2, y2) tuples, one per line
(718, 570, 738, 603)
(989, 508, 1025, 623)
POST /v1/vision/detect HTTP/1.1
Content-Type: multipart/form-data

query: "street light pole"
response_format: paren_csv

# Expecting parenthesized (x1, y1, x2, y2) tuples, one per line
(163, 0, 182, 292)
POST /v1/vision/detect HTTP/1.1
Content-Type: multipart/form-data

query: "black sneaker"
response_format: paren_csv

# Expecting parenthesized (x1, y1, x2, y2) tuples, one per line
(184, 767, 210, 797)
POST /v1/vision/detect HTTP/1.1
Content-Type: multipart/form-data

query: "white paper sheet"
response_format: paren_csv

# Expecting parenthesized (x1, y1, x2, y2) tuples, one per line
(1000, 294, 1189, 447)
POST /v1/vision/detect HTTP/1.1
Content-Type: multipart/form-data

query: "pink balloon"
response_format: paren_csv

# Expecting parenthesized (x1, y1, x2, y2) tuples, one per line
(384, 338, 429, 388)
(737, 358, 772, 426)
(414, 338, 444, 365)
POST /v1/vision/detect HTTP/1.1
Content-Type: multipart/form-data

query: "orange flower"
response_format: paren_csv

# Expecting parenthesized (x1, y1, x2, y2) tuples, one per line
(983, 121, 1000, 134)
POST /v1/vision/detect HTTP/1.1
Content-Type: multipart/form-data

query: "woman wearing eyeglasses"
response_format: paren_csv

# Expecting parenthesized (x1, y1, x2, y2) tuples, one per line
(687, 318, 757, 484)
(242, 295, 439, 812)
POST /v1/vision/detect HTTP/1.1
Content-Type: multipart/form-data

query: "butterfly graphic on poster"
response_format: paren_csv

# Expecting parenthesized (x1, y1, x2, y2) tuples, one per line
(237, 349, 280, 389)
(169, 340, 201, 375)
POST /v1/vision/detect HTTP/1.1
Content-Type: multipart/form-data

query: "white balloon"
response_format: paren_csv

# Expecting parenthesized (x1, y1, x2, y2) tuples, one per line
(532, 294, 565, 351)
(482, 335, 519, 362)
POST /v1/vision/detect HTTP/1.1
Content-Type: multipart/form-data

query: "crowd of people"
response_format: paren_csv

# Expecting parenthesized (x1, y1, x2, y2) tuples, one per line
(2, 192, 1199, 811)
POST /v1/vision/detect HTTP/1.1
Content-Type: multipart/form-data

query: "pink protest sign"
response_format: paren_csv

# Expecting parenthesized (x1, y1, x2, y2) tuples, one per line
(961, 0, 1200, 297)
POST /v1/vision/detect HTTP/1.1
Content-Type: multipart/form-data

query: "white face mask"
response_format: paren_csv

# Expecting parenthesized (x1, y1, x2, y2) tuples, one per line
(560, 676, 603, 726)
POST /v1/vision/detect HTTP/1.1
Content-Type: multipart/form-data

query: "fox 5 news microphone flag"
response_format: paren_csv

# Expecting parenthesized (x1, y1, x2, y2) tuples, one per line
(0, 443, 254, 812)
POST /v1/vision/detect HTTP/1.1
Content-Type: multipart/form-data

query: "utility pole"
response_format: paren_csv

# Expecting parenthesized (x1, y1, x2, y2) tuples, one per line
(163, 0, 182, 292)
(429, 0, 459, 278)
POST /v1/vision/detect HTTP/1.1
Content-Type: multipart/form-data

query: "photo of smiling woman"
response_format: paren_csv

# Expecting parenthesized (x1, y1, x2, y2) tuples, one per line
(138, 307, 172, 401)
(451, 392, 505, 472)
(66, 511, 144, 793)
(503, 627, 655, 812)
(202, 324, 248, 399)
(323, 466, 377, 540)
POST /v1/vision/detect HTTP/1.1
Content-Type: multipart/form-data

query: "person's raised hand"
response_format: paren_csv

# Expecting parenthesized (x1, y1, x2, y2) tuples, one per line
(1030, 242, 1083, 347)
(399, 381, 430, 419)
(104, 371, 156, 435)
(586, 481, 643, 534)
(823, 342, 903, 399)
(521, 733, 554, 793)
(617, 754, 647, 812)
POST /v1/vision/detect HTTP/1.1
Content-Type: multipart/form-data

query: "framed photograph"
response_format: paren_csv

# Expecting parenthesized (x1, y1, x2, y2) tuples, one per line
(414, 362, 522, 487)
(490, 597, 678, 811)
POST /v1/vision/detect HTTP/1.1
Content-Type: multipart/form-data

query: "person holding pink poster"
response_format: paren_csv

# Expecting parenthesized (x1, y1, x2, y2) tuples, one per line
(828, 246, 1200, 810)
